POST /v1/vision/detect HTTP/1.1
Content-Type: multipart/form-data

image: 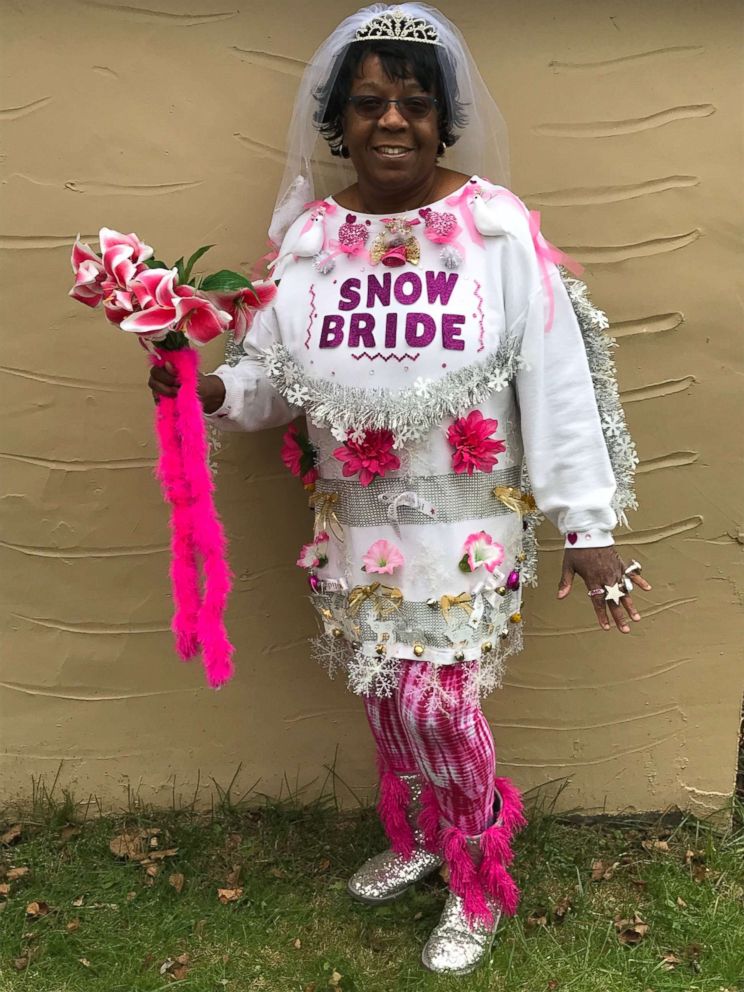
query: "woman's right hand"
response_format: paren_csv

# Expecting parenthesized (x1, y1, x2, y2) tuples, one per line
(148, 363, 226, 414)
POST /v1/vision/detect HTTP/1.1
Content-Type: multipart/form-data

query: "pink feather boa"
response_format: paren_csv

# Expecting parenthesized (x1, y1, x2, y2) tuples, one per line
(151, 346, 234, 688)
(440, 775, 527, 929)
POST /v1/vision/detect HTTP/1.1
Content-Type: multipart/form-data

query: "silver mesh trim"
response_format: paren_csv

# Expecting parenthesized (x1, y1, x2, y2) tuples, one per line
(310, 587, 520, 650)
(313, 466, 521, 529)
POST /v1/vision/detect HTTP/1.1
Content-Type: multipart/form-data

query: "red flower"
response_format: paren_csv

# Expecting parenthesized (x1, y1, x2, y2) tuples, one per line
(333, 428, 400, 487)
(447, 410, 506, 475)
(281, 424, 318, 486)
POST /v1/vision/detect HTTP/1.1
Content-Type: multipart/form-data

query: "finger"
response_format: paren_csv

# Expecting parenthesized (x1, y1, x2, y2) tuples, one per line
(622, 593, 641, 622)
(607, 599, 630, 633)
(591, 596, 611, 631)
(557, 562, 574, 599)
(631, 573, 652, 592)
(151, 366, 179, 387)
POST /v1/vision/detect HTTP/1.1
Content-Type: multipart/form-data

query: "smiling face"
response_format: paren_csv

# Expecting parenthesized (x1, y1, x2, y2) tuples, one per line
(341, 54, 440, 198)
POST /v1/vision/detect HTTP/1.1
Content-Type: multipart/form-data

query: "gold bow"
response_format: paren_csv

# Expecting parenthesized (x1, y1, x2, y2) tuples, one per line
(347, 583, 403, 618)
(492, 485, 537, 517)
(439, 592, 474, 622)
(308, 490, 343, 541)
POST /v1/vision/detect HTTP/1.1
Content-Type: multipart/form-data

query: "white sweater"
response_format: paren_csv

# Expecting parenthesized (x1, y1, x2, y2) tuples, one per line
(205, 177, 619, 689)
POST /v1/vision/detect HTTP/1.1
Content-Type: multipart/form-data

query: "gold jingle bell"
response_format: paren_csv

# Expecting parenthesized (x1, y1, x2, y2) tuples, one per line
(331, 626, 344, 639)
(412, 643, 425, 658)
(497, 586, 507, 596)
(375, 643, 386, 656)
(454, 649, 465, 661)
(509, 612, 522, 624)
(481, 641, 493, 654)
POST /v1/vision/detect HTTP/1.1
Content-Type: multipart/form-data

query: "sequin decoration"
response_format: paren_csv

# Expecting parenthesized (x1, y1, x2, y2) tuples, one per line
(370, 217, 421, 267)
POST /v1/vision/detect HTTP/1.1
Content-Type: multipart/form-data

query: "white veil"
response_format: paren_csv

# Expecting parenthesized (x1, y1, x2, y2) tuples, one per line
(268, 3, 510, 248)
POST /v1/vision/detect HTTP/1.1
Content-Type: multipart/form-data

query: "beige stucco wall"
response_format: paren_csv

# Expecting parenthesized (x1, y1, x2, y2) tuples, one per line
(1, 0, 742, 816)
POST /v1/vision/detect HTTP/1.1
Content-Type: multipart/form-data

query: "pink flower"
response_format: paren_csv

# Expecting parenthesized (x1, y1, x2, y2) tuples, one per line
(447, 410, 506, 475)
(281, 424, 318, 486)
(362, 539, 404, 575)
(461, 531, 505, 573)
(206, 280, 278, 345)
(297, 531, 329, 569)
(333, 429, 400, 487)
(120, 267, 231, 345)
(68, 228, 154, 321)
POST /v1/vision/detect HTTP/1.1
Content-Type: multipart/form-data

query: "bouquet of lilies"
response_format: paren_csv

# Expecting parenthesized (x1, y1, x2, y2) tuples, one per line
(69, 228, 276, 687)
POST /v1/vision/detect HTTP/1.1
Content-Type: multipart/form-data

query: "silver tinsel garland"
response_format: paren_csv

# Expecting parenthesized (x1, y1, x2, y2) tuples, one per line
(259, 338, 525, 443)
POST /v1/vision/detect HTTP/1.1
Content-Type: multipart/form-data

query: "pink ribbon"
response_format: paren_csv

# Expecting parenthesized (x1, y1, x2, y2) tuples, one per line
(250, 238, 279, 281)
(445, 183, 484, 248)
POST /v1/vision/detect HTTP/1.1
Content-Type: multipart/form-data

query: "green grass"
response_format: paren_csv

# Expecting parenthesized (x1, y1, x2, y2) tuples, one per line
(1, 780, 742, 992)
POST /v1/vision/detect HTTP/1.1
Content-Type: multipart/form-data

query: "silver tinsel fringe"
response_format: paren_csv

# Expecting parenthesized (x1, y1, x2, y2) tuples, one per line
(309, 622, 523, 714)
(259, 339, 525, 443)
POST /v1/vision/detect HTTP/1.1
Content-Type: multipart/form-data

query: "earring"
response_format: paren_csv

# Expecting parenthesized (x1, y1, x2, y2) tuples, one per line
(340, 144, 350, 159)
(437, 141, 446, 157)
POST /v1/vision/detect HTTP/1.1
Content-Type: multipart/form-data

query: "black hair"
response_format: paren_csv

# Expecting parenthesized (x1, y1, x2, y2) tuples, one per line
(314, 40, 468, 157)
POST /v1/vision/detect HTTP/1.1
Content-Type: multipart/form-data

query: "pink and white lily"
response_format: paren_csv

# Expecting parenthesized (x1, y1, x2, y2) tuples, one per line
(297, 531, 330, 570)
(362, 539, 404, 575)
(205, 280, 278, 345)
(461, 531, 505, 574)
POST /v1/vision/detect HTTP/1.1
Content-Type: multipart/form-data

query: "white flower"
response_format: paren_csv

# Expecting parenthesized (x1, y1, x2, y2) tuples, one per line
(486, 368, 509, 392)
(601, 411, 626, 439)
(286, 384, 310, 406)
(413, 376, 432, 399)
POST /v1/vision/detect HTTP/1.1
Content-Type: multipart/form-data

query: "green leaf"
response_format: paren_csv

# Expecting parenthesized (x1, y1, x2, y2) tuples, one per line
(200, 270, 254, 292)
(183, 244, 215, 283)
(142, 258, 170, 270)
(174, 256, 185, 284)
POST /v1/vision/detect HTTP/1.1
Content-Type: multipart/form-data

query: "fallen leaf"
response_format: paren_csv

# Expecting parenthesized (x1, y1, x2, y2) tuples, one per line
(591, 859, 618, 882)
(304, 985, 317, 992)
(0, 883, 10, 898)
(328, 971, 343, 988)
(630, 877, 648, 890)
(170, 962, 189, 980)
(642, 839, 670, 853)
(676, 896, 687, 908)
(159, 958, 175, 975)
(293, 937, 302, 949)
(547, 982, 559, 991)
(318, 858, 331, 872)
(217, 887, 243, 904)
(526, 907, 549, 928)
(79, 958, 91, 968)
(7, 867, 30, 881)
(660, 953, 681, 970)
(553, 896, 572, 924)
(269, 866, 286, 879)
(225, 865, 242, 886)
(58, 824, 81, 844)
(684, 848, 705, 865)
(141, 848, 178, 863)
(13, 956, 29, 971)
(26, 900, 53, 919)
(691, 863, 709, 883)
(145, 864, 159, 878)
(126, 891, 137, 902)
(615, 913, 649, 945)
(1, 824, 22, 846)
(72, 896, 85, 907)
(413, 911, 423, 921)
(66, 918, 80, 932)
(168, 873, 185, 894)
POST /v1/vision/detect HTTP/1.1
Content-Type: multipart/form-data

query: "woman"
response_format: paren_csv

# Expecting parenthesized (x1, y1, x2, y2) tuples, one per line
(150, 4, 651, 976)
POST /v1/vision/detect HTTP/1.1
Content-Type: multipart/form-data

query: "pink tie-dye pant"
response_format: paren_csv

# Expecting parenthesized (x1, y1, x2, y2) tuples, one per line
(363, 659, 497, 836)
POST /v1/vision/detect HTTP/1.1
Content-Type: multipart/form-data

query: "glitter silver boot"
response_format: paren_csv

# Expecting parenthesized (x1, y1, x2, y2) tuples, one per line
(421, 889, 502, 975)
(347, 773, 443, 905)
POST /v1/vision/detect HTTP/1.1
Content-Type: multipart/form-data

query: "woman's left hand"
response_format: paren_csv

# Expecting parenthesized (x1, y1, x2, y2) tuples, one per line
(557, 547, 652, 633)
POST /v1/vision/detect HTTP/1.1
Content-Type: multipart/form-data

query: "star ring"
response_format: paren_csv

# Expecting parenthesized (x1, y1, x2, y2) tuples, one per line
(604, 582, 626, 605)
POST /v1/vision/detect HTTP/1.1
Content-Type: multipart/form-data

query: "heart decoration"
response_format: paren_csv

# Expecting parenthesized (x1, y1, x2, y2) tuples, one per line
(567, 532, 578, 545)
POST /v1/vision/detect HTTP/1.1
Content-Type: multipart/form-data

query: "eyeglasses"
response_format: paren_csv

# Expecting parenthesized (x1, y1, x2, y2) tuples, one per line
(346, 95, 438, 121)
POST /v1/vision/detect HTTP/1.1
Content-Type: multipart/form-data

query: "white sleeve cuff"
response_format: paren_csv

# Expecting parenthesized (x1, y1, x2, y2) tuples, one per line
(564, 528, 615, 549)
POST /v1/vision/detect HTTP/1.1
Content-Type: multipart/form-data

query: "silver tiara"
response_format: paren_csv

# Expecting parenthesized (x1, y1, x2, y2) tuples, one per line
(353, 8, 443, 47)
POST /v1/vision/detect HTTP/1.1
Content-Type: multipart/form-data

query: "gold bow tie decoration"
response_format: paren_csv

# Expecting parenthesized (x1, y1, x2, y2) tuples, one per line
(439, 592, 473, 622)
(347, 582, 404, 619)
(308, 490, 344, 541)
(492, 485, 537, 517)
